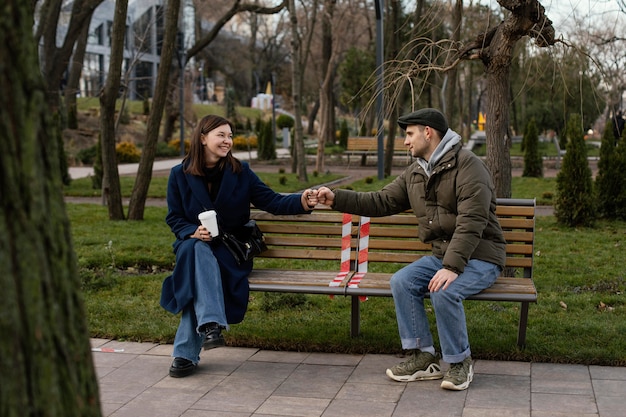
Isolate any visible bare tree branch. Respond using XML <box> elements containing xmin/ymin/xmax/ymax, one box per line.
<box><xmin>187</xmin><ymin>0</ymin><xmax>286</xmax><ymax>60</ymax></box>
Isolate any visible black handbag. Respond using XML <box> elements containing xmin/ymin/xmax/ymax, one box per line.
<box><xmin>220</xmin><ymin>220</ymin><xmax>268</xmax><ymax>264</ymax></box>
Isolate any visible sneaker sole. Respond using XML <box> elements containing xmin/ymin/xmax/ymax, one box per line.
<box><xmin>440</xmin><ymin>364</ymin><xmax>474</xmax><ymax>391</ymax></box>
<box><xmin>386</xmin><ymin>363</ymin><xmax>443</xmax><ymax>382</ymax></box>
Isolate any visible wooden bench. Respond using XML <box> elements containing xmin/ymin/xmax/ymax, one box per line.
<box><xmin>248</xmin><ymin>198</ymin><xmax>537</xmax><ymax>348</ymax></box>
<box><xmin>345</xmin><ymin>136</ymin><xmax>411</xmax><ymax>166</ymax></box>
<box><xmin>248</xmin><ymin>211</ymin><xmax>359</xmax><ymax>295</ymax></box>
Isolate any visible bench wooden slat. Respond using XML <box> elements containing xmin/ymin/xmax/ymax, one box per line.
<box><xmin>264</xmin><ymin>236</ymin><xmax>353</xmax><ymax>247</ymax></box>
<box><xmin>249</xmin><ymin>269</ymin><xmax>352</xmax><ymax>288</ymax></box>
<box><xmin>496</xmin><ymin>205</ymin><xmax>535</xmax><ymax>217</ymax></box>
<box><xmin>260</xmin><ymin>248</ymin><xmax>350</xmax><ymax>261</ymax></box>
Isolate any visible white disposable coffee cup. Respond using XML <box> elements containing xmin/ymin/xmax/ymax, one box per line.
<box><xmin>198</xmin><ymin>210</ymin><xmax>219</xmax><ymax>237</ymax></box>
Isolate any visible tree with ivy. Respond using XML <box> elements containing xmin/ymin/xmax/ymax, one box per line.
<box><xmin>522</xmin><ymin>118</ymin><xmax>543</xmax><ymax>177</ymax></box>
<box><xmin>554</xmin><ymin>114</ymin><xmax>595</xmax><ymax>226</ymax></box>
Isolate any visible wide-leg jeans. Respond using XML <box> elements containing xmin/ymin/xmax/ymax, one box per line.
<box><xmin>390</xmin><ymin>255</ymin><xmax>501</xmax><ymax>364</ymax></box>
<box><xmin>172</xmin><ymin>240</ymin><xmax>228</xmax><ymax>364</ymax></box>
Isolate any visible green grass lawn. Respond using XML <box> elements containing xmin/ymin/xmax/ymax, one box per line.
<box><xmin>69</xmin><ymin>175</ymin><xmax>625</xmax><ymax>365</ymax></box>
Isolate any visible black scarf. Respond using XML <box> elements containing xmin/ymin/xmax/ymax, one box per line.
<box><xmin>202</xmin><ymin>165</ymin><xmax>224</xmax><ymax>201</ymax></box>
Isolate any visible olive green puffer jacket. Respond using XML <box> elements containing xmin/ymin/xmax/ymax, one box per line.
<box><xmin>332</xmin><ymin>142</ymin><xmax>506</xmax><ymax>274</ymax></box>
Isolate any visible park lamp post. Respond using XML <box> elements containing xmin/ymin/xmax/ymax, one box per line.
<box><xmin>375</xmin><ymin>0</ymin><xmax>384</xmax><ymax>180</ymax></box>
<box><xmin>271</xmin><ymin>72</ymin><xmax>277</xmax><ymax>147</ymax></box>
<box><xmin>176</xmin><ymin>31</ymin><xmax>186</xmax><ymax>157</ymax></box>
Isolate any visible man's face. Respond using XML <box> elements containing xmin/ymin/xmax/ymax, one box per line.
<box><xmin>404</xmin><ymin>125</ymin><xmax>431</xmax><ymax>160</ymax></box>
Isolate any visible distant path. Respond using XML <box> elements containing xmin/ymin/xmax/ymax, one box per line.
<box><xmin>67</xmin><ymin>155</ymin><xmax>600</xmax><ymax>216</ymax></box>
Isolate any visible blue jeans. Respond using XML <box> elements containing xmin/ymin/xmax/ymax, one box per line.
<box><xmin>390</xmin><ymin>256</ymin><xmax>501</xmax><ymax>364</ymax></box>
<box><xmin>172</xmin><ymin>240</ymin><xmax>228</xmax><ymax>364</ymax></box>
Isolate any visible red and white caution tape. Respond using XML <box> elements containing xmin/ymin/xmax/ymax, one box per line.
<box><xmin>349</xmin><ymin>216</ymin><xmax>370</xmax><ymax>301</ymax></box>
<box><xmin>329</xmin><ymin>213</ymin><xmax>353</xmax><ymax>288</ymax></box>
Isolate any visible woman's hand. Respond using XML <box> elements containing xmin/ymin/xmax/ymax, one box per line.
<box><xmin>301</xmin><ymin>189</ymin><xmax>318</xmax><ymax>210</ymax></box>
<box><xmin>192</xmin><ymin>226</ymin><xmax>213</xmax><ymax>241</ymax></box>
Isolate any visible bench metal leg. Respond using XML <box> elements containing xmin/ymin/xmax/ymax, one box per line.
<box><xmin>517</xmin><ymin>302</ymin><xmax>529</xmax><ymax>348</ymax></box>
<box><xmin>350</xmin><ymin>296</ymin><xmax>361</xmax><ymax>337</ymax></box>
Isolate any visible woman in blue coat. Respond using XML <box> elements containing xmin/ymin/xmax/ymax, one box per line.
<box><xmin>161</xmin><ymin>115</ymin><xmax>317</xmax><ymax>377</ymax></box>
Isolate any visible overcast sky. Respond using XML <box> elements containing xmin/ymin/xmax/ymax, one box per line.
<box><xmin>478</xmin><ymin>0</ymin><xmax>625</xmax><ymax>34</ymax></box>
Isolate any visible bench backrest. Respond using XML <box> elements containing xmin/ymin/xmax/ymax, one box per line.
<box><xmin>251</xmin><ymin>198</ymin><xmax>535</xmax><ymax>278</ymax></box>
<box><xmin>353</xmin><ymin>198</ymin><xmax>536</xmax><ymax>278</ymax></box>
<box><xmin>347</xmin><ymin>137</ymin><xmax>406</xmax><ymax>152</ymax></box>
<box><xmin>250</xmin><ymin>210</ymin><xmax>359</xmax><ymax>264</ymax></box>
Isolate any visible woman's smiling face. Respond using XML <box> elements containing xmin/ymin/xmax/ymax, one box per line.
<box><xmin>201</xmin><ymin>123</ymin><xmax>233</xmax><ymax>167</ymax></box>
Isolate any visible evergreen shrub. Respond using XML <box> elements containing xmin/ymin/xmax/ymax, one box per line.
<box><xmin>554</xmin><ymin>114</ymin><xmax>595</xmax><ymax>226</ymax></box>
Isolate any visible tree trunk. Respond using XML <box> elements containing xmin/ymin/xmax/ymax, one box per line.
<box><xmin>485</xmin><ymin>66</ymin><xmax>513</xmax><ymax>198</ymax></box>
<box><xmin>161</xmin><ymin>78</ymin><xmax>180</xmax><ymax>143</ymax></box>
<box><xmin>315</xmin><ymin>0</ymin><xmax>336</xmax><ymax>175</ymax></box>
<box><xmin>66</xmin><ymin>20</ymin><xmax>92</xmax><ymax>129</ymax></box>
<box><xmin>443</xmin><ymin>0</ymin><xmax>462</xmax><ymax>129</ymax></box>
<box><xmin>384</xmin><ymin>0</ymin><xmax>402</xmax><ymax>177</ymax></box>
<box><xmin>99</xmin><ymin>0</ymin><xmax>129</xmax><ymax>220</ymax></box>
<box><xmin>458</xmin><ymin>0</ymin><xmax>556</xmax><ymax>197</ymax></box>
<box><xmin>307</xmin><ymin>99</ymin><xmax>320</xmax><ymax>135</ymax></box>
<box><xmin>99</xmin><ymin>0</ymin><xmax>129</xmax><ymax>218</ymax></box>
<box><xmin>288</xmin><ymin>0</ymin><xmax>308</xmax><ymax>182</ymax></box>
<box><xmin>128</xmin><ymin>0</ymin><xmax>181</xmax><ymax>220</ymax></box>
<box><xmin>1</xmin><ymin>2</ymin><xmax>101</xmax><ymax>415</ymax></box>
<box><xmin>37</xmin><ymin>0</ymin><xmax>105</xmax><ymax>185</ymax></box>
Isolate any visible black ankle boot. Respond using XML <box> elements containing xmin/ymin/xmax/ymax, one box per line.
<box><xmin>169</xmin><ymin>357</ymin><xmax>196</xmax><ymax>378</ymax></box>
<box><xmin>201</xmin><ymin>322</ymin><xmax>226</xmax><ymax>350</ymax></box>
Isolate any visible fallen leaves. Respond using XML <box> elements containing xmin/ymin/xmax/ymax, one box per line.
<box><xmin>558</xmin><ymin>300</ymin><xmax>615</xmax><ymax>312</ymax></box>
<box><xmin>598</xmin><ymin>301</ymin><xmax>614</xmax><ymax>312</ymax></box>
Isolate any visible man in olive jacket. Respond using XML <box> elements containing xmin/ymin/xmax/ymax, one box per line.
<box><xmin>316</xmin><ymin>108</ymin><xmax>506</xmax><ymax>391</ymax></box>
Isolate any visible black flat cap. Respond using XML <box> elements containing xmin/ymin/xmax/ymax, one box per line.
<box><xmin>398</xmin><ymin>108</ymin><xmax>448</xmax><ymax>133</ymax></box>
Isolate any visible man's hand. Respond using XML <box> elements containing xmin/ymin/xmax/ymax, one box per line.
<box><xmin>316</xmin><ymin>186</ymin><xmax>335</xmax><ymax>206</ymax></box>
<box><xmin>428</xmin><ymin>268</ymin><xmax>459</xmax><ymax>292</ymax></box>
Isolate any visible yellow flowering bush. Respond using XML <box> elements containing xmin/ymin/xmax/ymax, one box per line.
<box><xmin>168</xmin><ymin>138</ymin><xmax>190</xmax><ymax>154</ymax></box>
<box><xmin>233</xmin><ymin>135</ymin><xmax>258</xmax><ymax>150</ymax></box>
<box><xmin>115</xmin><ymin>141</ymin><xmax>141</xmax><ymax>163</ymax></box>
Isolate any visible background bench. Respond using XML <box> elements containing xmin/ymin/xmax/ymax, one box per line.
<box><xmin>345</xmin><ymin>136</ymin><xmax>410</xmax><ymax>165</ymax></box>
<box><xmin>249</xmin><ymin>198</ymin><xmax>537</xmax><ymax>348</ymax></box>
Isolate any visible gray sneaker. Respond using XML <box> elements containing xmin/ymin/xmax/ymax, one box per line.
<box><xmin>441</xmin><ymin>356</ymin><xmax>474</xmax><ymax>390</ymax></box>
<box><xmin>386</xmin><ymin>350</ymin><xmax>443</xmax><ymax>382</ymax></box>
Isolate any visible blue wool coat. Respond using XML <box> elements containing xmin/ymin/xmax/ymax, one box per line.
<box><xmin>160</xmin><ymin>161</ymin><xmax>309</xmax><ymax>323</ymax></box>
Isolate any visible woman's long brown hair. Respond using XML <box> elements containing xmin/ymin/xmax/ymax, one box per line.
<box><xmin>183</xmin><ymin>115</ymin><xmax>243</xmax><ymax>176</ymax></box>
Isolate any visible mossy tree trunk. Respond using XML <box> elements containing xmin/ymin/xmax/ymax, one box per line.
<box><xmin>0</xmin><ymin>1</ymin><xmax>101</xmax><ymax>415</ymax></box>
<box><xmin>99</xmin><ymin>0</ymin><xmax>129</xmax><ymax>220</ymax></box>
<box><xmin>128</xmin><ymin>0</ymin><xmax>180</xmax><ymax>220</ymax></box>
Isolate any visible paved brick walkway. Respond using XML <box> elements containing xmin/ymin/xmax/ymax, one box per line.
<box><xmin>92</xmin><ymin>338</ymin><xmax>625</xmax><ymax>417</ymax></box>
